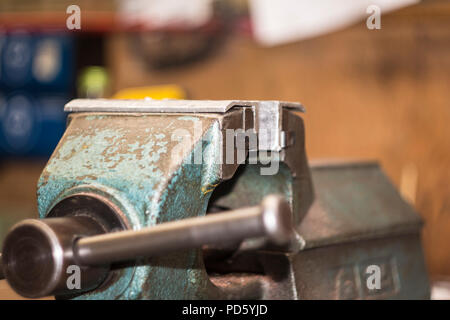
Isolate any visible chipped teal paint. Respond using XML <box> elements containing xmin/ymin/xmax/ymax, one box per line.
<box><xmin>37</xmin><ymin>114</ymin><xmax>221</xmax><ymax>299</ymax></box>
<box><xmin>131</xmin><ymin>123</ymin><xmax>220</xmax><ymax>300</ymax></box>
<box><xmin>38</xmin><ymin>126</ymin><xmax>168</xmax><ymax>217</ymax></box>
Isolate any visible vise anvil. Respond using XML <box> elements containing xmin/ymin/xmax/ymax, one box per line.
<box><xmin>0</xmin><ymin>99</ymin><xmax>429</xmax><ymax>299</ymax></box>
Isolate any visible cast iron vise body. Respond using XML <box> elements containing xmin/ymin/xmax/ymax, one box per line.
<box><xmin>0</xmin><ymin>99</ymin><xmax>429</xmax><ymax>299</ymax></box>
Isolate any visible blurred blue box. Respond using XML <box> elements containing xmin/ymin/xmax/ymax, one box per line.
<box><xmin>0</xmin><ymin>32</ymin><xmax>74</xmax><ymax>157</ymax></box>
<box><xmin>0</xmin><ymin>32</ymin><xmax>74</xmax><ymax>92</ymax></box>
<box><xmin>0</xmin><ymin>92</ymin><xmax>68</xmax><ymax>157</ymax></box>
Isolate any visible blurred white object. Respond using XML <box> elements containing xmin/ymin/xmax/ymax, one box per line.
<box><xmin>249</xmin><ymin>0</ymin><xmax>420</xmax><ymax>46</ymax></box>
<box><xmin>33</xmin><ymin>39</ymin><xmax>62</xmax><ymax>83</ymax></box>
<box><xmin>118</xmin><ymin>0</ymin><xmax>213</xmax><ymax>29</ymax></box>
<box><xmin>431</xmin><ymin>280</ymin><xmax>450</xmax><ymax>300</ymax></box>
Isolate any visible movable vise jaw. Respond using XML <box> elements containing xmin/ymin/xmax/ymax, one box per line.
<box><xmin>0</xmin><ymin>99</ymin><xmax>429</xmax><ymax>299</ymax></box>
<box><xmin>0</xmin><ymin>99</ymin><xmax>314</xmax><ymax>299</ymax></box>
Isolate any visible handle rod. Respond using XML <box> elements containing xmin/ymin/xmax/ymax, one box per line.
<box><xmin>75</xmin><ymin>195</ymin><xmax>292</xmax><ymax>266</ymax></box>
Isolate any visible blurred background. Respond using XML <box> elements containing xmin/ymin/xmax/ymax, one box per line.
<box><xmin>0</xmin><ymin>0</ymin><xmax>448</xmax><ymax>298</ymax></box>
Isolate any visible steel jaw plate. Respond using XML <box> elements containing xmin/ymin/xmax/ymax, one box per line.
<box><xmin>65</xmin><ymin>99</ymin><xmax>306</xmax><ymax>152</ymax></box>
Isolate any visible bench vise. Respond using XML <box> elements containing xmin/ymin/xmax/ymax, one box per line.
<box><xmin>0</xmin><ymin>99</ymin><xmax>429</xmax><ymax>299</ymax></box>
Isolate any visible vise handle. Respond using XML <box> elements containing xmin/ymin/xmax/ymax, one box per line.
<box><xmin>0</xmin><ymin>195</ymin><xmax>292</xmax><ymax>298</ymax></box>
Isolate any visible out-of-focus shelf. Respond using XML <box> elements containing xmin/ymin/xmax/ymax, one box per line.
<box><xmin>0</xmin><ymin>11</ymin><xmax>117</xmax><ymax>33</ymax></box>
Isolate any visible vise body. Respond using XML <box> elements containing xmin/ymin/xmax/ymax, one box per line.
<box><xmin>0</xmin><ymin>99</ymin><xmax>429</xmax><ymax>299</ymax></box>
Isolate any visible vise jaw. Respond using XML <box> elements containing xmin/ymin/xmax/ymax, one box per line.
<box><xmin>0</xmin><ymin>99</ymin><xmax>429</xmax><ymax>300</ymax></box>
